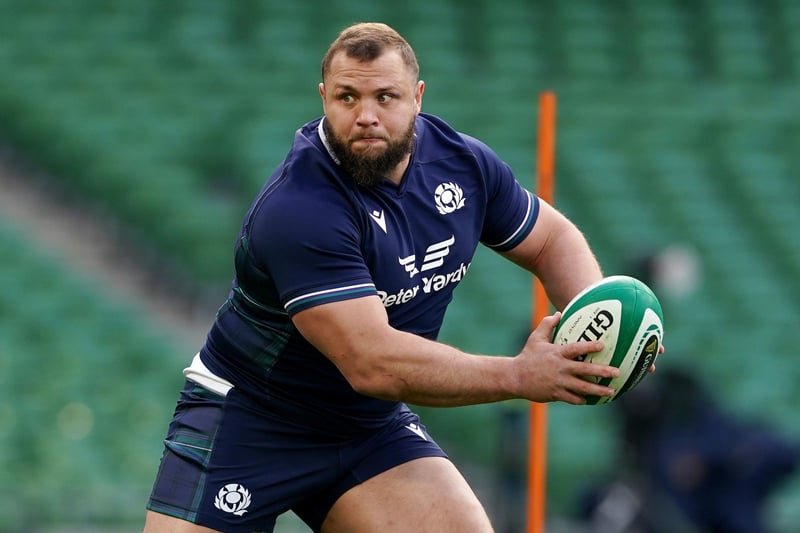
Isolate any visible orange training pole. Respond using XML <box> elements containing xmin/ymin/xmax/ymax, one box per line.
<box><xmin>527</xmin><ymin>91</ymin><xmax>557</xmax><ymax>533</ymax></box>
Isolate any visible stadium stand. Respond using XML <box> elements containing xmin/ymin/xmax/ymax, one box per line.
<box><xmin>0</xmin><ymin>215</ymin><xmax>186</xmax><ymax>528</ymax></box>
<box><xmin>1</xmin><ymin>0</ymin><xmax>798</xmax><ymax>530</ymax></box>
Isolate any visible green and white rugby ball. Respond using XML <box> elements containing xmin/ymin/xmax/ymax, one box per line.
<box><xmin>552</xmin><ymin>275</ymin><xmax>664</xmax><ymax>405</ymax></box>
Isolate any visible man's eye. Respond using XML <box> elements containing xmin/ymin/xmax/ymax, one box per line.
<box><xmin>341</xmin><ymin>95</ymin><xmax>354</xmax><ymax>103</ymax></box>
<box><xmin>378</xmin><ymin>94</ymin><xmax>394</xmax><ymax>103</ymax></box>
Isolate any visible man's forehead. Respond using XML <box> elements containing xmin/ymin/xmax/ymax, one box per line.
<box><xmin>326</xmin><ymin>49</ymin><xmax>414</xmax><ymax>84</ymax></box>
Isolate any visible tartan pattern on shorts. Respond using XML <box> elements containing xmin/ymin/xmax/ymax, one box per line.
<box><xmin>146</xmin><ymin>382</ymin><xmax>449</xmax><ymax>532</ymax></box>
<box><xmin>147</xmin><ymin>383</ymin><xmax>224</xmax><ymax>523</ymax></box>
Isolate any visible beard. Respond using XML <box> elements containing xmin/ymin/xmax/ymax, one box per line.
<box><xmin>324</xmin><ymin>119</ymin><xmax>415</xmax><ymax>187</ymax></box>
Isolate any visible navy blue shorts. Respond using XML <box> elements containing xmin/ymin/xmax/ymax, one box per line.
<box><xmin>147</xmin><ymin>381</ymin><xmax>448</xmax><ymax>532</ymax></box>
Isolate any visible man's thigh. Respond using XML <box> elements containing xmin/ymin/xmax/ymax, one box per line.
<box><xmin>143</xmin><ymin>510</ymin><xmax>221</xmax><ymax>533</ymax></box>
<box><xmin>321</xmin><ymin>456</ymin><xmax>494</xmax><ymax>533</ymax></box>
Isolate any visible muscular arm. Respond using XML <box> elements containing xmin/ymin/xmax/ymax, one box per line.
<box><xmin>501</xmin><ymin>198</ymin><xmax>603</xmax><ymax>310</ymax></box>
<box><xmin>289</xmin><ymin>192</ymin><xmax>616</xmax><ymax>407</ymax></box>
<box><xmin>292</xmin><ymin>200</ymin><xmax>616</xmax><ymax>407</ymax></box>
<box><xmin>292</xmin><ymin>296</ymin><xmax>616</xmax><ymax>407</ymax></box>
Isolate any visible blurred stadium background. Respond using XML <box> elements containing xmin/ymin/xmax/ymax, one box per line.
<box><xmin>0</xmin><ymin>0</ymin><xmax>798</xmax><ymax>531</ymax></box>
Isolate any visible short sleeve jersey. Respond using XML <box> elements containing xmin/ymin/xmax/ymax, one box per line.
<box><xmin>200</xmin><ymin>113</ymin><xmax>540</xmax><ymax>438</ymax></box>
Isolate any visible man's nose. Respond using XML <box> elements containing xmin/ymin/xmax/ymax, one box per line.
<box><xmin>355</xmin><ymin>100</ymin><xmax>379</xmax><ymax>126</ymax></box>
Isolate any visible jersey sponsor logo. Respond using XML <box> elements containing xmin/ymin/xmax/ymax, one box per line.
<box><xmin>380</xmin><ymin>236</ymin><xmax>470</xmax><ymax>308</ymax></box>
<box><xmin>398</xmin><ymin>236</ymin><xmax>456</xmax><ymax>279</ymax></box>
<box><xmin>420</xmin><ymin>235</ymin><xmax>455</xmax><ymax>272</ymax></box>
<box><xmin>421</xmin><ymin>261</ymin><xmax>469</xmax><ymax>294</ymax></box>
<box><xmin>434</xmin><ymin>182</ymin><xmax>466</xmax><ymax>214</ymax></box>
<box><xmin>369</xmin><ymin>209</ymin><xmax>387</xmax><ymax>233</ymax></box>
<box><xmin>214</xmin><ymin>483</ymin><xmax>252</xmax><ymax>516</ymax></box>
<box><xmin>398</xmin><ymin>254</ymin><xmax>419</xmax><ymax>278</ymax></box>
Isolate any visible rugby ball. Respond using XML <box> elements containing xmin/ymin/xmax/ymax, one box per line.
<box><xmin>552</xmin><ymin>275</ymin><xmax>664</xmax><ymax>405</ymax></box>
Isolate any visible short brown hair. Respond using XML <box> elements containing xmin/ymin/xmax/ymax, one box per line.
<box><xmin>321</xmin><ymin>22</ymin><xmax>419</xmax><ymax>82</ymax></box>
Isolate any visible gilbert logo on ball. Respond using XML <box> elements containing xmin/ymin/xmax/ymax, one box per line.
<box><xmin>552</xmin><ymin>275</ymin><xmax>664</xmax><ymax>405</ymax></box>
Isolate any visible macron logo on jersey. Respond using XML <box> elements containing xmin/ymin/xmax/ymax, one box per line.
<box><xmin>398</xmin><ymin>235</ymin><xmax>455</xmax><ymax>278</ymax></box>
<box><xmin>369</xmin><ymin>209</ymin><xmax>387</xmax><ymax>234</ymax></box>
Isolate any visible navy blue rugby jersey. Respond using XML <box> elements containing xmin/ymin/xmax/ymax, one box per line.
<box><xmin>200</xmin><ymin>112</ymin><xmax>540</xmax><ymax>437</ymax></box>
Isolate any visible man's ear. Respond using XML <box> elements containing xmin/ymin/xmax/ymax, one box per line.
<box><xmin>319</xmin><ymin>82</ymin><xmax>326</xmax><ymax>109</ymax></box>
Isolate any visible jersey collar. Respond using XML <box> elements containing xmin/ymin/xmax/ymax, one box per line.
<box><xmin>317</xmin><ymin>118</ymin><xmax>340</xmax><ymax>165</ymax></box>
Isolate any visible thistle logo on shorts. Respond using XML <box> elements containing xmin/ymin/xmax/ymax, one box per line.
<box><xmin>434</xmin><ymin>182</ymin><xmax>465</xmax><ymax>214</ymax></box>
<box><xmin>214</xmin><ymin>483</ymin><xmax>252</xmax><ymax>516</ymax></box>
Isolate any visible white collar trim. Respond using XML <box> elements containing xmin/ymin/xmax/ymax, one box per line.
<box><xmin>317</xmin><ymin>118</ymin><xmax>340</xmax><ymax>165</ymax></box>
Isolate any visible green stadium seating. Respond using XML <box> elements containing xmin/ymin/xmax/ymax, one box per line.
<box><xmin>1</xmin><ymin>0</ymin><xmax>799</xmax><ymax>529</ymax></box>
<box><xmin>0</xmin><ymin>216</ymin><xmax>187</xmax><ymax>527</ymax></box>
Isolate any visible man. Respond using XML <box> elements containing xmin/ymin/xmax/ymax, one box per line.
<box><xmin>144</xmin><ymin>22</ymin><xmax>621</xmax><ymax>533</ymax></box>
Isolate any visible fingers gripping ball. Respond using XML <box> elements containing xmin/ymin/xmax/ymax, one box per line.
<box><xmin>552</xmin><ymin>275</ymin><xmax>664</xmax><ymax>405</ymax></box>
